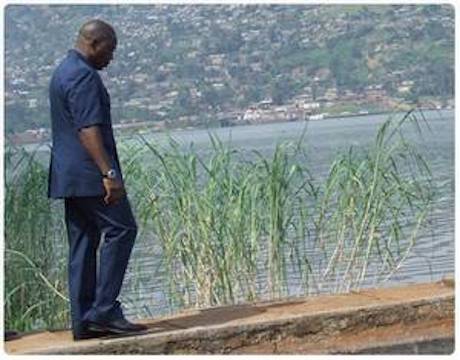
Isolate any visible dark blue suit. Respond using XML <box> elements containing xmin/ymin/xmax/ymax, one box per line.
<box><xmin>48</xmin><ymin>49</ymin><xmax>137</xmax><ymax>337</ymax></box>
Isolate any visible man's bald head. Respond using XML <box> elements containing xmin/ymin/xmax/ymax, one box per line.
<box><xmin>77</xmin><ymin>19</ymin><xmax>117</xmax><ymax>45</ymax></box>
<box><xmin>75</xmin><ymin>19</ymin><xmax>117</xmax><ymax>70</ymax></box>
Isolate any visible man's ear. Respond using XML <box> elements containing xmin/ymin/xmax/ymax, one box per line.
<box><xmin>89</xmin><ymin>38</ymin><xmax>100</xmax><ymax>50</ymax></box>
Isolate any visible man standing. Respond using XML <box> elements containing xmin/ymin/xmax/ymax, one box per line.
<box><xmin>48</xmin><ymin>19</ymin><xmax>148</xmax><ymax>340</ymax></box>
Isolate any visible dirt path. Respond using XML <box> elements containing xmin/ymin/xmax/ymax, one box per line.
<box><xmin>4</xmin><ymin>278</ymin><xmax>454</xmax><ymax>355</ymax></box>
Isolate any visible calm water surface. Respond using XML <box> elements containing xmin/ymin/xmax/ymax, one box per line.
<box><xmin>117</xmin><ymin>109</ymin><xmax>454</xmax><ymax>319</ymax></box>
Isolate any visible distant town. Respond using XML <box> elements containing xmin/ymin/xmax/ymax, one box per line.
<box><xmin>5</xmin><ymin>4</ymin><xmax>454</xmax><ymax>145</ymax></box>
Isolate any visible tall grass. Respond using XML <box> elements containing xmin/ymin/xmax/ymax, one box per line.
<box><xmin>4</xmin><ymin>146</ymin><xmax>69</xmax><ymax>331</ymax></box>
<box><xmin>132</xmin><ymin>135</ymin><xmax>270</xmax><ymax>307</ymax></box>
<box><xmin>121</xmin><ymin>109</ymin><xmax>434</xmax><ymax>306</ymax></box>
<box><xmin>313</xmin><ymin>110</ymin><xmax>434</xmax><ymax>292</ymax></box>
<box><xmin>4</xmin><ymin>109</ymin><xmax>435</xmax><ymax>331</ymax></box>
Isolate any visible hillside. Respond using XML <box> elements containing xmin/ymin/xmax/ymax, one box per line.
<box><xmin>4</xmin><ymin>4</ymin><xmax>454</xmax><ymax>134</ymax></box>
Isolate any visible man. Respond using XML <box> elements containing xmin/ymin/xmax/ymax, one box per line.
<box><xmin>48</xmin><ymin>19</ymin><xmax>148</xmax><ymax>340</ymax></box>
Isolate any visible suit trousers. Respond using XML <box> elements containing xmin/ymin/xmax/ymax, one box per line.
<box><xmin>64</xmin><ymin>195</ymin><xmax>137</xmax><ymax>335</ymax></box>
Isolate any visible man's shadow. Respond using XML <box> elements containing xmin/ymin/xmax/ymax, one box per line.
<box><xmin>143</xmin><ymin>303</ymin><xmax>266</xmax><ymax>333</ymax></box>
<box><xmin>143</xmin><ymin>297</ymin><xmax>308</xmax><ymax>333</ymax></box>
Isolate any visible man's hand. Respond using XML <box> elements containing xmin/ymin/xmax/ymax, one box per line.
<box><xmin>78</xmin><ymin>126</ymin><xmax>125</xmax><ymax>205</ymax></box>
<box><xmin>103</xmin><ymin>178</ymin><xmax>126</xmax><ymax>205</ymax></box>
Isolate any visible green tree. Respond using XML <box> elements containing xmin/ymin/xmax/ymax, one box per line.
<box><xmin>271</xmin><ymin>75</ymin><xmax>294</xmax><ymax>105</ymax></box>
<box><xmin>328</xmin><ymin>38</ymin><xmax>368</xmax><ymax>92</ymax></box>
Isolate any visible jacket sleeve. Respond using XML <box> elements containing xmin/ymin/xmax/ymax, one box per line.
<box><xmin>67</xmin><ymin>69</ymin><xmax>105</xmax><ymax>131</ymax></box>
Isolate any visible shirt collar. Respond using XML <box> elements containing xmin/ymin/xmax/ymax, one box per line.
<box><xmin>68</xmin><ymin>48</ymin><xmax>95</xmax><ymax>69</ymax></box>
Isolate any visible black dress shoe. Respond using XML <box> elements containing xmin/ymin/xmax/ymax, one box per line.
<box><xmin>87</xmin><ymin>317</ymin><xmax>149</xmax><ymax>336</ymax></box>
<box><xmin>73</xmin><ymin>329</ymin><xmax>108</xmax><ymax>341</ymax></box>
<box><xmin>5</xmin><ymin>330</ymin><xmax>22</xmax><ymax>341</ymax></box>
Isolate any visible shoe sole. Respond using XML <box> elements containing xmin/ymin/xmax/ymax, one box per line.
<box><xmin>87</xmin><ymin>322</ymin><xmax>149</xmax><ymax>337</ymax></box>
<box><xmin>73</xmin><ymin>331</ymin><xmax>108</xmax><ymax>341</ymax></box>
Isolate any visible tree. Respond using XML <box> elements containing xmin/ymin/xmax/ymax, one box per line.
<box><xmin>271</xmin><ymin>75</ymin><xmax>294</xmax><ymax>105</ymax></box>
<box><xmin>329</xmin><ymin>39</ymin><xmax>368</xmax><ymax>92</ymax></box>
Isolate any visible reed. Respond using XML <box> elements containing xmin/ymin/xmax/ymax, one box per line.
<box><xmin>131</xmin><ymin>134</ymin><xmax>270</xmax><ymax>307</ymax></box>
<box><xmin>121</xmin><ymin>109</ymin><xmax>433</xmax><ymax>306</ymax></box>
<box><xmin>313</xmin><ymin>109</ymin><xmax>434</xmax><ymax>292</ymax></box>
<box><xmin>4</xmin><ymin>145</ymin><xmax>69</xmax><ymax>332</ymax></box>
<box><xmin>4</xmin><ymin>109</ymin><xmax>435</xmax><ymax>331</ymax></box>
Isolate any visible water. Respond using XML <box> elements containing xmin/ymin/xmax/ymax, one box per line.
<box><xmin>116</xmin><ymin>109</ymin><xmax>455</xmax><ymax>319</ymax></box>
<box><xmin>21</xmin><ymin>109</ymin><xmax>455</xmax><ymax>319</ymax></box>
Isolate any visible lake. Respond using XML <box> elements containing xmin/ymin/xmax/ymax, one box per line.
<box><xmin>111</xmin><ymin>109</ymin><xmax>454</xmax><ymax>319</ymax></box>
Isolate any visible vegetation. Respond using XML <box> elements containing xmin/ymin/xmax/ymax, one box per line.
<box><xmin>4</xmin><ymin>110</ymin><xmax>434</xmax><ymax>331</ymax></box>
<box><xmin>4</xmin><ymin>146</ymin><xmax>69</xmax><ymax>331</ymax></box>
<box><xmin>5</xmin><ymin>5</ymin><xmax>454</xmax><ymax>132</ymax></box>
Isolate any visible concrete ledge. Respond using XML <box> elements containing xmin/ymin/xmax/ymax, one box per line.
<box><xmin>4</xmin><ymin>278</ymin><xmax>454</xmax><ymax>354</ymax></box>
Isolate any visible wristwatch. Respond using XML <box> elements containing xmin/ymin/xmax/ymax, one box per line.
<box><xmin>102</xmin><ymin>168</ymin><xmax>117</xmax><ymax>180</ymax></box>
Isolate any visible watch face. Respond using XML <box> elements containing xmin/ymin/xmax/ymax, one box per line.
<box><xmin>107</xmin><ymin>169</ymin><xmax>117</xmax><ymax>179</ymax></box>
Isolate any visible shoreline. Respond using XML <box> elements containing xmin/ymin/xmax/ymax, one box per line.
<box><xmin>5</xmin><ymin>278</ymin><xmax>454</xmax><ymax>355</ymax></box>
<box><xmin>6</xmin><ymin>107</ymin><xmax>454</xmax><ymax>147</ymax></box>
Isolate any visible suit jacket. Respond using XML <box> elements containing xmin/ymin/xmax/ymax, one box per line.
<box><xmin>48</xmin><ymin>49</ymin><xmax>122</xmax><ymax>199</ymax></box>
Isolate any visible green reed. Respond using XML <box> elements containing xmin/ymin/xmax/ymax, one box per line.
<box><xmin>313</xmin><ymin>109</ymin><xmax>434</xmax><ymax>292</ymax></box>
<box><xmin>119</xmin><ymin>109</ymin><xmax>434</xmax><ymax>307</ymax></box>
<box><xmin>130</xmin><ymin>134</ymin><xmax>270</xmax><ymax>307</ymax></box>
<box><xmin>4</xmin><ymin>109</ymin><xmax>435</xmax><ymax>331</ymax></box>
<box><xmin>4</xmin><ymin>146</ymin><xmax>69</xmax><ymax>332</ymax></box>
